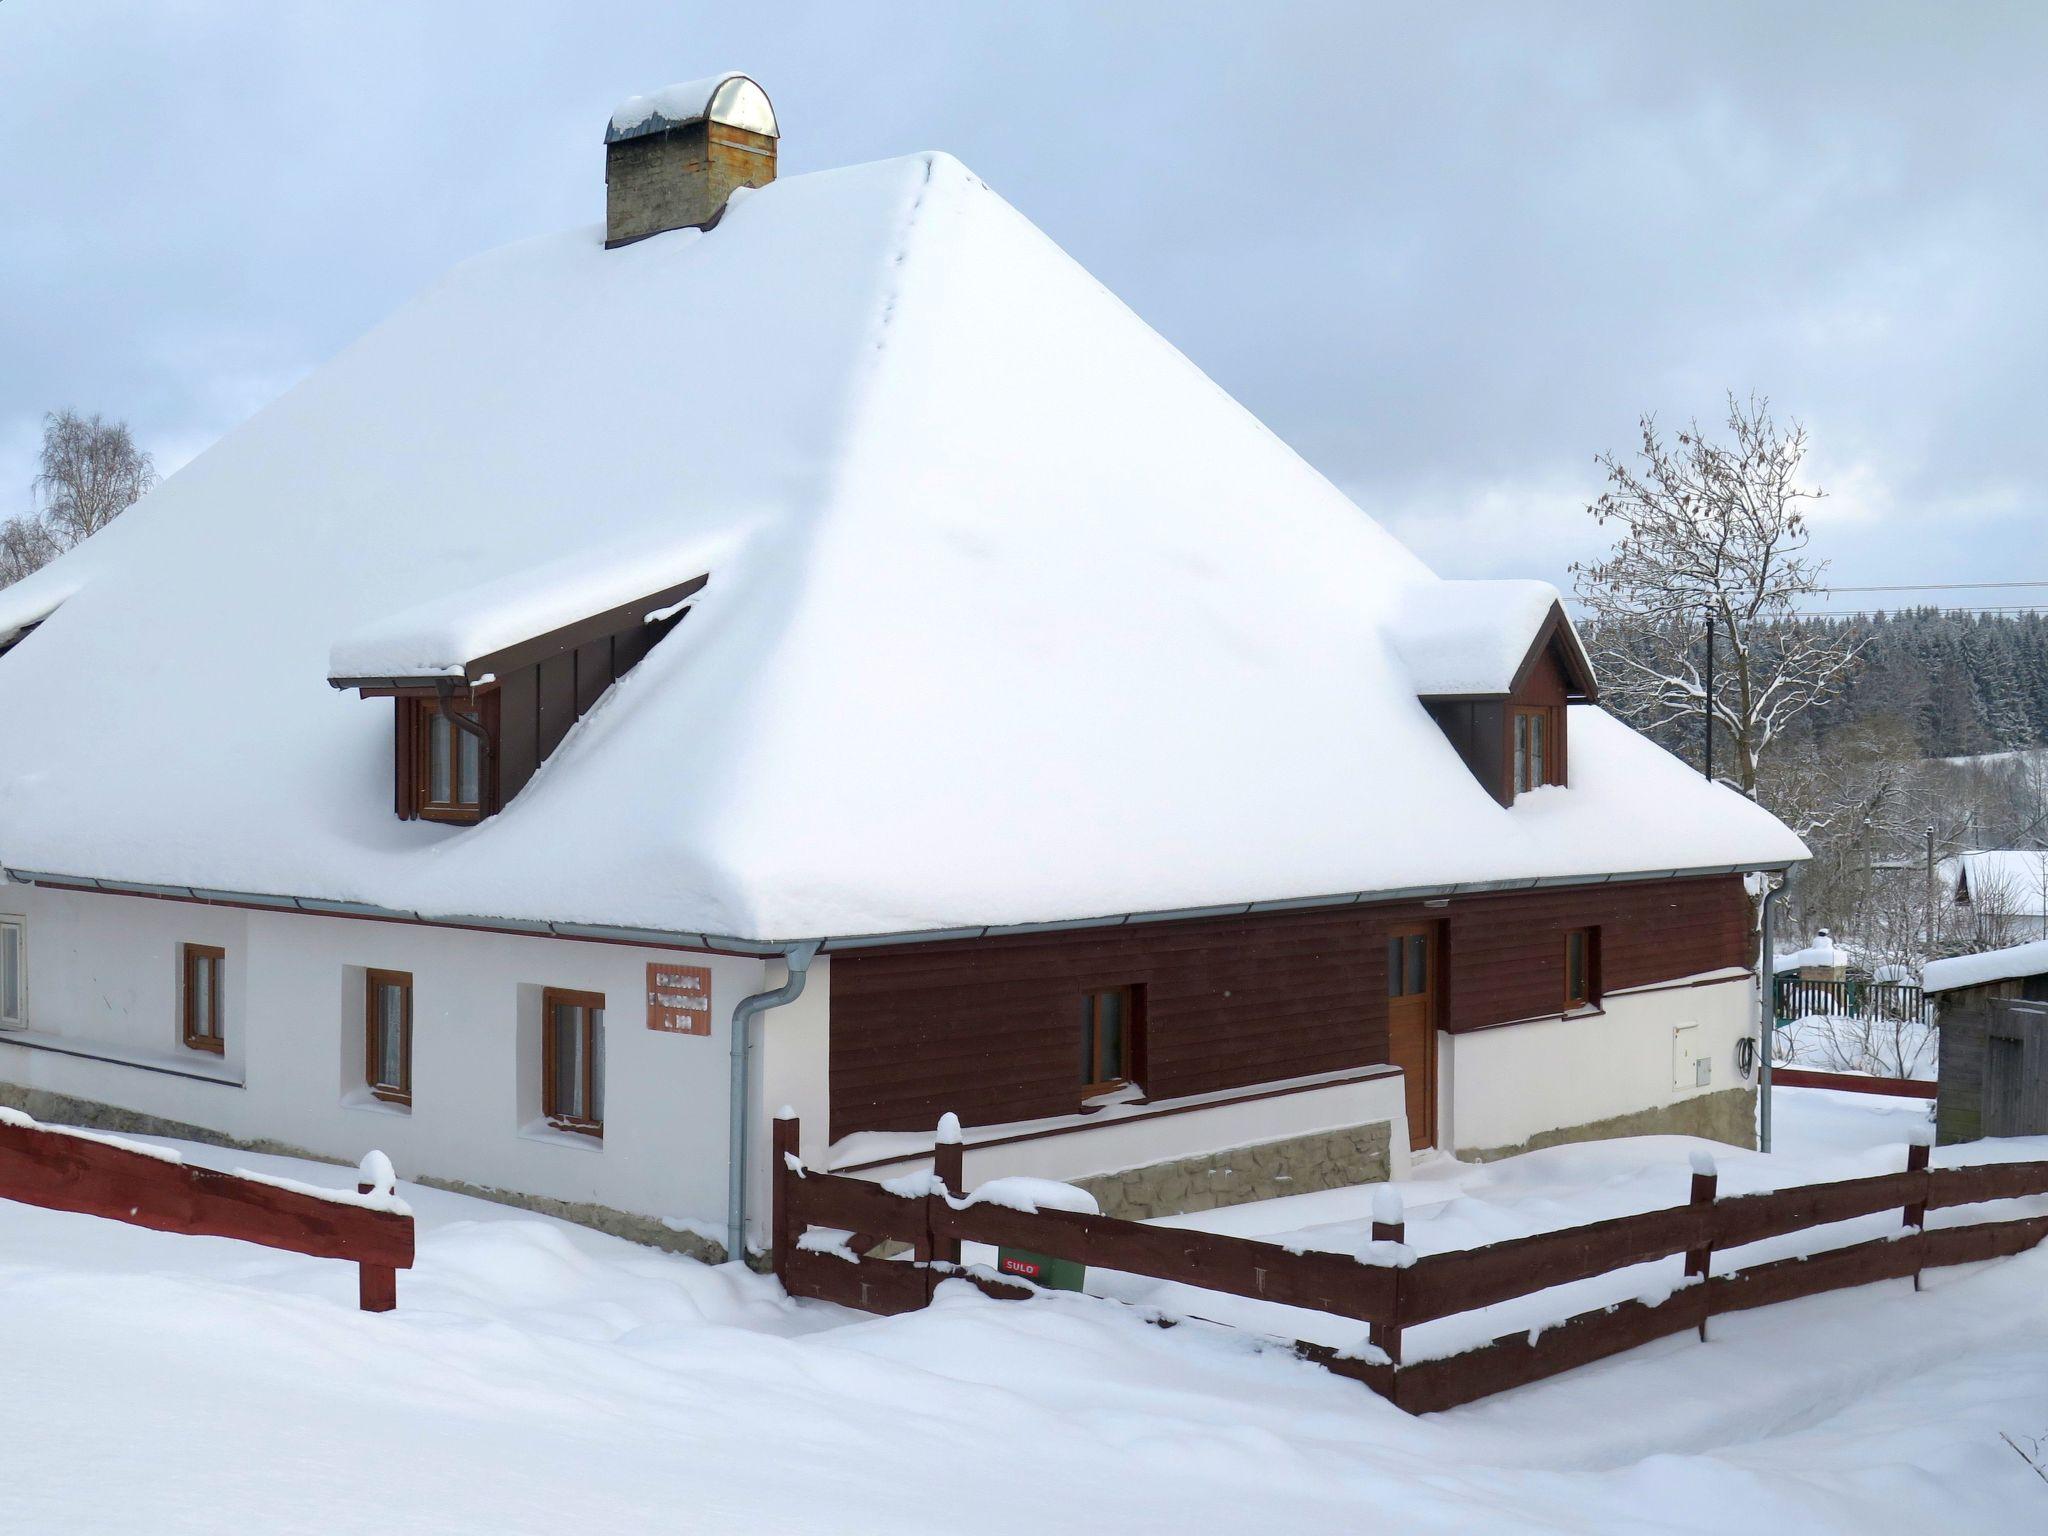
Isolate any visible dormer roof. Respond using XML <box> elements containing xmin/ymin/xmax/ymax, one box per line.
<box><xmin>1392</xmin><ymin>580</ymin><xmax>1597</xmax><ymax>702</ymax></box>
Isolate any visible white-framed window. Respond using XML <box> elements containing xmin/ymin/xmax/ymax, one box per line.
<box><xmin>0</xmin><ymin>915</ymin><xmax>25</xmax><ymax>1029</ymax></box>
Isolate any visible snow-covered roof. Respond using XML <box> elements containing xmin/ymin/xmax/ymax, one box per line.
<box><xmin>1925</xmin><ymin>938</ymin><xmax>2048</xmax><ymax>995</ymax></box>
<box><xmin>0</xmin><ymin>151</ymin><xmax>1807</xmax><ymax>944</ymax></box>
<box><xmin>1390</xmin><ymin>579</ymin><xmax>1593</xmax><ymax>698</ymax></box>
<box><xmin>606</xmin><ymin>73</ymin><xmax>777</xmax><ymax>143</ymax></box>
<box><xmin>1773</xmin><ymin>941</ymin><xmax>1850</xmax><ymax>974</ymax></box>
<box><xmin>1943</xmin><ymin>851</ymin><xmax>2048</xmax><ymax>915</ymax></box>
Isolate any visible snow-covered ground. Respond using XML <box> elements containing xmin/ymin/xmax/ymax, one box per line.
<box><xmin>6</xmin><ymin>1090</ymin><xmax>2048</xmax><ymax>1534</ymax></box>
<box><xmin>1775</xmin><ymin>1008</ymin><xmax>1937</xmax><ymax>1079</ymax></box>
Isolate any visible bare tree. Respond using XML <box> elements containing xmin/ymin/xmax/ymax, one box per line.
<box><xmin>1573</xmin><ymin>394</ymin><xmax>1859</xmax><ymax>801</ymax></box>
<box><xmin>33</xmin><ymin>409</ymin><xmax>156</xmax><ymax>544</ymax></box>
<box><xmin>0</xmin><ymin>409</ymin><xmax>157</xmax><ymax>590</ymax></box>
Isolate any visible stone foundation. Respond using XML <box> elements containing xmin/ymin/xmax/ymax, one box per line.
<box><xmin>1457</xmin><ymin>1085</ymin><xmax>1758</xmax><ymax>1163</ymax></box>
<box><xmin>1070</xmin><ymin>1120</ymin><xmax>1393</xmax><ymax>1221</ymax></box>
<box><xmin>0</xmin><ymin>1082</ymin><xmax>727</xmax><ymax>1264</ymax></box>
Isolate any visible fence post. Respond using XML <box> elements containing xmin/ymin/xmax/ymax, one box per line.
<box><xmin>1685</xmin><ymin>1151</ymin><xmax>1718</xmax><ymax>1340</ymax></box>
<box><xmin>355</xmin><ymin>1151</ymin><xmax>398</xmax><ymax>1314</ymax></box>
<box><xmin>771</xmin><ymin>1110</ymin><xmax>800</xmax><ymax>1282</ymax></box>
<box><xmin>1905</xmin><ymin>1138</ymin><xmax>1930</xmax><ymax>1291</ymax></box>
<box><xmin>1370</xmin><ymin>1188</ymin><xmax>1405</xmax><ymax>1372</ymax></box>
<box><xmin>931</xmin><ymin>1112</ymin><xmax>964</xmax><ymax>1271</ymax></box>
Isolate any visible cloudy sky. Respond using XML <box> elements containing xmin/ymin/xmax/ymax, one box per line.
<box><xmin>4</xmin><ymin>2</ymin><xmax>2043</xmax><ymax>606</ymax></box>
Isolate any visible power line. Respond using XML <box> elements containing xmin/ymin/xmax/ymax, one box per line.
<box><xmin>1796</xmin><ymin>604</ymin><xmax>2048</xmax><ymax>618</ymax></box>
<box><xmin>1822</xmin><ymin>581</ymin><xmax>2048</xmax><ymax>593</ymax></box>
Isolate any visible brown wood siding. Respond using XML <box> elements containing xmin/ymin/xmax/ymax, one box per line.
<box><xmin>828</xmin><ymin>874</ymin><xmax>1751</xmax><ymax>1141</ymax></box>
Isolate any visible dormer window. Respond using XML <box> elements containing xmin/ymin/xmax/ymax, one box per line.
<box><xmin>397</xmin><ymin>694</ymin><xmax>497</xmax><ymax>823</ymax></box>
<box><xmin>331</xmin><ymin>572</ymin><xmax>707</xmax><ymax>827</ymax></box>
<box><xmin>419</xmin><ymin>700</ymin><xmax>485</xmax><ymax>820</ymax></box>
<box><xmin>1512</xmin><ymin>706</ymin><xmax>1562</xmax><ymax>796</ymax></box>
<box><xmin>1400</xmin><ymin>590</ymin><xmax>1597</xmax><ymax>809</ymax></box>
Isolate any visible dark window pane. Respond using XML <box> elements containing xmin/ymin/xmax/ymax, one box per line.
<box><xmin>1098</xmin><ymin>991</ymin><xmax>1124</xmax><ymax>1082</ymax></box>
<box><xmin>552</xmin><ymin>1004</ymin><xmax>585</xmax><ymax>1118</ymax></box>
<box><xmin>1405</xmin><ymin>935</ymin><xmax>1428</xmax><ymax>995</ymax></box>
<box><xmin>457</xmin><ymin>722</ymin><xmax>481</xmax><ymax>805</ymax></box>
<box><xmin>430</xmin><ymin>713</ymin><xmax>453</xmax><ymax>803</ymax></box>
<box><xmin>375</xmin><ymin>983</ymin><xmax>405</xmax><ymax>1086</ymax></box>
<box><xmin>1531</xmin><ymin>712</ymin><xmax>1547</xmax><ymax>785</ymax></box>
<box><xmin>1079</xmin><ymin>996</ymin><xmax>1095</xmax><ymax>1081</ymax></box>
<box><xmin>589</xmin><ymin>1010</ymin><xmax>605</xmax><ymax>1123</ymax></box>
<box><xmin>1514</xmin><ymin>713</ymin><xmax>1529</xmax><ymax>792</ymax></box>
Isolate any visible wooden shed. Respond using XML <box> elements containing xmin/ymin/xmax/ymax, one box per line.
<box><xmin>1926</xmin><ymin>939</ymin><xmax>2048</xmax><ymax>1144</ymax></box>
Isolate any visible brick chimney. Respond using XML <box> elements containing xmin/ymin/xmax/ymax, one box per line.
<box><xmin>604</xmin><ymin>73</ymin><xmax>778</xmax><ymax>247</ymax></box>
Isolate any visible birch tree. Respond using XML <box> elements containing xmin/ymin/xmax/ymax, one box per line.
<box><xmin>1572</xmin><ymin>394</ymin><xmax>1858</xmax><ymax>801</ymax></box>
<box><xmin>0</xmin><ymin>409</ymin><xmax>156</xmax><ymax>590</ymax></box>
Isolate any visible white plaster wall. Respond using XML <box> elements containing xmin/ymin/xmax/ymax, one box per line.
<box><xmin>1438</xmin><ymin>976</ymin><xmax>1757</xmax><ymax>1154</ymax></box>
<box><xmin>0</xmin><ymin>883</ymin><xmax>768</xmax><ymax>1235</ymax></box>
<box><xmin>849</xmin><ymin>1073</ymin><xmax>1409</xmax><ymax>1191</ymax></box>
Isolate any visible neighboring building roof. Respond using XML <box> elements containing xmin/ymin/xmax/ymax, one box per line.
<box><xmin>1925</xmin><ymin>937</ymin><xmax>2048</xmax><ymax>995</ymax></box>
<box><xmin>1390</xmin><ymin>581</ymin><xmax>1596</xmax><ymax>701</ymax></box>
<box><xmin>0</xmin><ymin>151</ymin><xmax>1808</xmax><ymax>945</ymax></box>
<box><xmin>1943</xmin><ymin>850</ymin><xmax>2048</xmax><ymax>915</ymax></box>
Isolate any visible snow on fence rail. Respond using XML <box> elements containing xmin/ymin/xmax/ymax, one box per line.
<box><xmin>0</xmin><ymin>1109</ymin><xmax>415</xmax><ymax>1312</ymax></box>
<box><xmin>771</xmin><ymin>1114</ymin><xmax>2048</xmax><ymax>1413</ymax></box>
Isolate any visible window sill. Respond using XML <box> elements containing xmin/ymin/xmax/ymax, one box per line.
<box><xmin>518</xmin><ymin>1119</ymin><xmax>604</xmax><ymax>1153</ymax></box>
<box><xmin>0</xmin><ymin>1026</ymin><xmax>244</xmax><ymax>1087</ymax></box>
<box><xmin>342</xmin><ymin>1088</ymin><xmax>412</xmax><ymax>1118</ymax></box>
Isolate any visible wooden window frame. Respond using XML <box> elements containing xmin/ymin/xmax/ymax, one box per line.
<box><xmin>542</xmin><ymin>987</ymin><xmax>606</xmax><ymax>1138</ymax></box>
<box><xmin>0</xmin><ymin>914</ymin><xmax>25</xmax><ymax>1030</ymax></box>
<box><xmin>412</xmin><ymin>697</ymin><xmax>487</xmax><ymax>823</ymax></box>
<box><xmin>181</xmin><ymin>943</ymin><xmax>226</xmax><ymax>1055</ymax></box>
<box><xmin>1564</xmin><ymin>927</ymin><xmax>1598</xmax><ymax>1010</ymax></box>
<box><xmin>1510</xmin><ymin>704</ymin><xmax>1565</xmax><ymax>797</ymax></box>
<box><xmin>364</xmin><ymin>969</ymin><xmax>414</xmax><ymax>1106</ymax></box>
<box><xmin>1080</xmin><ymin>985</ymin><xmax>1144</xmax><ymax>1099</ymax></box>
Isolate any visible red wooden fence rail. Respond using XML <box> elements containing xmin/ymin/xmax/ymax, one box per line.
<box><xmin>0</xmin><ymin>1112</ymin><xmax>415</xmax><ymax>1313</ymax></box>
<box><xmin>771</xmin><ymin>1111</ymin><xmax>2048</xmax><ymax>1413</ymax></box>
<box><xmin>1771</xmin><ymin>1067</ymin><xmax>1938</xmax><ymax>1100</ymax></box>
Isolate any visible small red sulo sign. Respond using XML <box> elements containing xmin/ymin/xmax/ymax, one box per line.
<box><xmin>646</xmin><ymin>962</ymin><xmax>713</xmax><ymax>1035</ymax></box>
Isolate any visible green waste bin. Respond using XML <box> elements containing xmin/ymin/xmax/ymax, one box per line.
<box><xmin>995</xmin><ymin>1247</ymin><xmax>1085</xmax><ymax>1292</ymax></box>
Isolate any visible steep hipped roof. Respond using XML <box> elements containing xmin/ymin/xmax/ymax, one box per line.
<box><xmin>0</xmin><ymin>152</ymin><xmax>1806</xmax><ymax>944</ymax></box>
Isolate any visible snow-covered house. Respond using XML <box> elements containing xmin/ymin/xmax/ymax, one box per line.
<box><xmin>0</xmin><ymin>76</ymin><xmax>1805</xmax><ymax>1260</ymax></box>
<box><xmin>1943</xmin><ymin>851</ymin><xmax>2048</xmax><ymax>946</ymax></box>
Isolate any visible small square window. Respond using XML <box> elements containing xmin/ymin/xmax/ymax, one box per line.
<box><xmin>366</xmin><ymin>969</ymin><xmax>413</xmax><ymax>1106</ymax></box>
<box><xmin>1564</xmin><ymin>928</ymin><xmax>1597</xmax><ymax>1010</ymax></box>
<box><xmin>1080</xmin><ymin>986</ymin><xmax>1143</xmax><ymax>1097</ymax></box>
<box><xmin>543</xmin><ymin>988</ymin><xmax>606</xmax><ymax>1137</ymax></box>
<box><xmin>1</xmin><ymin>916</ymin><xmax>25</xmax><ymax>1029</ymax></box>
<box><xmin>182</xmin><ymin>943</ymin><xmax>225</xmax><ymax>1054</ymax></box>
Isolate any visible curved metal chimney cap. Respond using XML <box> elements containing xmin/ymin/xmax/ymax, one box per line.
<box><xmin>606</xmin><ymin>72</ymin><xmax>778</xmax><ymax>144</ymax></box>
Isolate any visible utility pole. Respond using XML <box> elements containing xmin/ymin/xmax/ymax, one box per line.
<box><xmin>1925</xmin><ymin>823</ymin><xmax>1936</xmax><ymax>968</ymax></box>
<box><xmin>1702</xmin><ymin>605</ymin><xmax>1715</xmax><ymax>784</ymax></box>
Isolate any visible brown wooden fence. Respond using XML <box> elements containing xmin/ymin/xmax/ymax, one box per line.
<box><xmin>0</xmin><ymin>1112</ymin><xmax>415</xmax><ymax>1312</ymax></box>
<box><xmin>1773</xmin><ymin>1066</ymin><xmax>1939</xmax><ymax>1100</ymax></box>
<box><xmin>771</xmin><ymin>1114</ymin><xmax>2048</xmax><ymax>1413</ymax></box>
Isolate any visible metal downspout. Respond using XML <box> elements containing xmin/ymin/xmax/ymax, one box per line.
<box><xmin>434</xmin><ymin>680</ymin><xmax>494</xmax><ymax>808</ymax></box>
<box><xmin>1759</xmin><ymin>880</ymin><xmax>1786</xmax><ymax>1154</ymax></box>
<box><xmin>726</xmin><ymin>940</ymin><xmax>821</xmax><ymax>1265</ymax></box>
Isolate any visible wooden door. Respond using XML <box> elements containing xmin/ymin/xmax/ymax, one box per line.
<box><xmin>1387</xmin><ymin>926</ymin><xmax>1438</xmax><ymax>1150</ymax></box>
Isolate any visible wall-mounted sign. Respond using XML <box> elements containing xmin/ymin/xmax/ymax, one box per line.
<box><xmin>647</xmin><ymin>962</ymin><xmax>713</xmax><ymax>1035</ymax></box>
